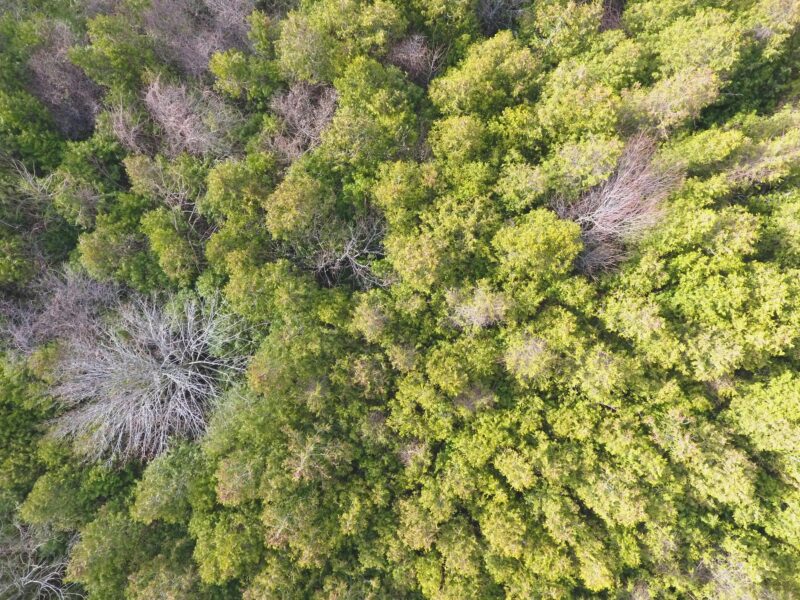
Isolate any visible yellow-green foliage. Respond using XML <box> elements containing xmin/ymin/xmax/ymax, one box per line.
<box><xmin>4</xmin><ymin>0</ymin><xmax>800</xmax><ymax>598</ymax></box>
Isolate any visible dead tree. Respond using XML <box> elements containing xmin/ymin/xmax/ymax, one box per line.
<box><xmin>0</xmin><ymin>522</ymin><xmax>80</xmax><ymax>600</ymax></box>
<box><xmin>303</xmin><ymin>210</ymin><xmax>388</xmax><ymax>290</ymax></box>
<box><xmin>0</xmin><ymin>267</ymin><xmax>118</xmax><ymax>355</ymax></box>
<box><xmin>268</xmin><ymin>83</ymin><xmax>338</xmax><ymax>163</ymax></box>
<box><xmin>476</xmin><ymin>0</ymin><xmax>525</xmax><ymax>35</ymax></box>
<box><xmin>553</xmin><ymin>134</ymin><xmax>683</xmax><ymax>275</ymax></box>
<box><xmin>51</xmin><ymin>296</ymin><xmax>246</xmax><ymax>461</ymax></box>
<box><xmin>143</xmin><ymin>0</ymin><xmax>254</xmax><ymax>78</ymax></box>
<box><xmin>386</xmin><ymin>34</ymin><xmax>448</xmax><ymax>85</ymax></box>
<box><xmin>600</xmin><ymin>0</ymin><xmax>626</xmax><ymax>31</ymax></box>
<box><xmin>144</xmin><ymin>78</ymin><xmax>241</xmax><ymax>157</ymax></box>
<box><xmin>107</xmin><ymin>104</ymin><xmax>158</xmax><ymax>155</ymax></box>
<box><xmin>27</xmin><ymin>21</ymin><xmax>102</xmax><ymax>139</ymax></box>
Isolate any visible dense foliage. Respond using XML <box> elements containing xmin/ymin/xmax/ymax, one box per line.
<box><xmin>2</xmin><ymin>0</ymin><xmax>800</xmax><ymax>597</ymax></box>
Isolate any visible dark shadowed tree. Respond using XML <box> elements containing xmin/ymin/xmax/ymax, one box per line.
<box><xmin>27</xmin><ymin>21</ymin><xmax>102</xmax><ymax>139</ymax></box>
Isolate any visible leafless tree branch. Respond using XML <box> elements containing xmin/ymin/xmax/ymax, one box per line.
<box><xmin>144</xmin><ymin>78</ymin><xmax>242</xmax><ymax>157</ymax></box>
<box><xmin>50</xmin><ymin>296</ymin><xmax>246</xmax><ymax>462</ymax></box>
<box><xmin>553</xmin><ymin>133</ymin><xmax>683</xmax><ymax>275</ymax></box>
<box><xmin>386</xmin><ymin>34</ymin><xmax>448</xmax><ymax>86</ymax></box>
<box><xmin>143</xmin><ymin>0</ymin><xmax>254</xmax><ymax>78</ymax></box>
<box><xmin>0</xmin><ymin>521</ymin><xmax>81</xmax><ymax>600</ymax></box>
<box><xmin>267</xmin><ymin>83</ymin><xmax>338</xmax><ymax>164</ymax></box>
<box><xmin>301</xmin><ymin>210</ymin><xmax>388</xmax><ymax>290</ymax></box>
<box><xmin>476</xmin><ymin>0</ymin><xmax>525</xmax><ymax>35</ymax></box>
<box><xmin>26</xmin><ymin>21</ymin><xmax>102</xmax><ymax>139</ymax></box>
<box><xmin>0</xmin><ymin>267</ymin><xmax>118</xmax><ymax>355</ymax></box>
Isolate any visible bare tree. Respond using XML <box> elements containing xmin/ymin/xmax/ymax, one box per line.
<box><xmin>27</xmin><ymin>21</ymin><xmax>102</xmax><ymax>139</ymax></box>
<box><xmin>386</xmin><ymin>34</ymin><xmax>448</xmax><ymax>85</ymax></box>
<box><xmin>553</xmin><ymin>134</ymin><xmax>683</xmax><ymax>275</ymax></box>
<box><xmin>51</xmin><ymin>296</ymin><xmax>246</xmax><ymax>461</ymax></box>
<box><xmin>256</xmin><ymin>0</ymin><xmax>298</xmax><ymax>17</ymax></box>
<box><xmin>107</xmin><ymin>104</ymin><xmax>157</xmax><ymax>155</ymax></box>
<box><xmin>205</xmin><ymin>0</ymin><xmax>254</xmax><ymax>48</ymax></box>
<box><xmin>447</xmin><ymin>287</ymin><xmax>507</xmax><ymax>329</ymax></box>
<box><xmin>600</xmin><ymin>0</ymin><xmax>626</xmax><ymax>31</ymax></box>
<box><xmin>476</xmin><ymin>0</ymin><xmax>525</xmax><ymax>35</ymax></box>
<box><xmin>267</xmin><ymin>83</ymin><xmax>338</xmax><ymax>164</ymax></box>
<box><xmin>143</xmin><ymin>0</ymin><xmax>254</xmax><ymax>78</ymax></box>
<box><xmin>0</xmin><ymin>522</ymin><xmax>81</xmax><ymax>600</ymax></box>
<box><xmin>302</xmin><ymin>211</ymin><xmax>388</xmax><ymax>290</ymax></box>
<box><xmin>0</xmin><ymin>268</ymin><xmax>118</xmax><ymax>355</ymax></box>
<box><xmin>144</xmin><ymin>78</ymin><xmax>241</xmax><ymax>157</ymax></box>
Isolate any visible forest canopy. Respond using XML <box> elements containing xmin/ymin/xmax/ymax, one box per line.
<box><xmin>2</xmin><ymin>0</ymin><xmax>800</xmax><ymax>598</ymax></box>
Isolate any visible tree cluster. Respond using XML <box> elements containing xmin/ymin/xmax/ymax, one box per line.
<box><xmin>2</xmin><ymin>0</ymin><xmax>800</xmax><ymax>598</ymax></box>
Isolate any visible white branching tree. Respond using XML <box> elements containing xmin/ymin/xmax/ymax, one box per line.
<box><xmin>0</xmin><ymin>268</ymin><xmax>118</xmax><ymax>355</ymax></box>
<box><xmin>144</xmin><ymin>78</ymin><xmax>242</xmax><ymax>157</ymax></box>
<box><xmin>107</xmin><ymin>104</ymin><xmax>157</xmax><ymax>156</ymax></box>
<box><xmin>268</xmin><ymin>82</ymin><xmax>338</xmax><ymax>163</ymax></box>
<box><xmin>386</xmin><ymin>34</ymin><xmax>448</xmax><ymax>85</ymax></box>
<box><xmin>51</xmin><ymin>296</ymin><xmax>246</xmax><ymax>461</ymax></box>
<box><xmin>304</xmin><ymin>210</ymin><xmax>388</xmax><ymax>290</ymax></box>
<box><xmin>0</xmin><ymin>522</ymin><xmax>80</xmax><ymax>600</ymax></box>
<box><xmin>554</xmin><ymin>133</ymin><xmax>683</xmax><ymax>275</ymax></box>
